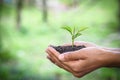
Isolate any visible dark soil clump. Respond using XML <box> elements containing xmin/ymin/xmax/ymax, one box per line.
<box><xmin>51</xmin><ymin>45</ymin><xmax>86</xmax><ymax>53</ymax></box>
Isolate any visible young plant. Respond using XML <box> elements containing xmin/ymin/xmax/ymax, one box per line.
<box><xmin>62</xmin><ymin>26</ymin><xmax>88</xmax><ymax>47</ymax></box>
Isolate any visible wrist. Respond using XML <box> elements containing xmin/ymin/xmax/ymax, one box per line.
<box><xmin>102</xmin><ymin>49</ymin><xmax>120</xmax><ymax>67</ymax></box>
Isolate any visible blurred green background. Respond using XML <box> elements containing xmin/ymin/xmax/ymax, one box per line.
<box><xmin>0</xmin><ymin>0</ymin><xmax>120</xmax><ymax>80</ymax></box>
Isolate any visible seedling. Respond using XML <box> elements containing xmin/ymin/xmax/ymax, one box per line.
<box><xmin>62</xmin><ymin>26</ymin><xmax>88</xmax><ymax>47</ymax></box>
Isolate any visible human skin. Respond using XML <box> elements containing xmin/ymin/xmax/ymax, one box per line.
<box><xmin>46</xmin><ymin>41</ymin><xmax>120</xmax><ymax>78</ymax></box>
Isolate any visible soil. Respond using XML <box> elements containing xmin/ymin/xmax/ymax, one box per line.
<box><xmin>51</xmin><ymin>45</ymin><xmax>86</xmax><ymax>54</ymax></box>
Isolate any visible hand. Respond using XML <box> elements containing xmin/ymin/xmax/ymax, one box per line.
<box><xmin>46</xmin><ymin>41</ymin><xmax>120</xmax><ymax>78</ymax></box>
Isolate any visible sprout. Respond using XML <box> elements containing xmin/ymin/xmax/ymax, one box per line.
<box><xmin>62</xmin><ymin>26</ymin><xmax>88</xmax><ymax>47</ymax></box>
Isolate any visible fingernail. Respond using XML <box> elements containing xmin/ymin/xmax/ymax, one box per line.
<box><xmin>59</xmin><ymin>54</ymin><xmax>64</xmax><ymax>61</ymax></box>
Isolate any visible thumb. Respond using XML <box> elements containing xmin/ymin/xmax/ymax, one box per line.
<box><xmin>58</xmin><ymin>51</ymin><xmax>84</xmax><ymax>62</ymax></box>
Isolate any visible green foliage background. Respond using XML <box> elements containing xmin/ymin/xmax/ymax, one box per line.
<box><xmin>0</xmin><ymin>0</ymin><xmax>120</xmax><ymax>80</ymax></box>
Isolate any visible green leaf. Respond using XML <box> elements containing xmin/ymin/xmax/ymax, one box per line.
<box><xmin>61</xmin><ymin>26</ymin><xmax>72</xmax><ymax>35</ymax></box>
<box><xmin>78</xmin><ymin>27</ymin><xmax>88</xmax><ymax>33</ymax></box>
<box><xmin>73</xmin><ymin>26</ymin><xmax>75</xmax><ymax>35</ymax></box>
<box><xmin>74</xmin><ymin>33</ymin><xmax>82</xmax><ymax>39</ymax></box>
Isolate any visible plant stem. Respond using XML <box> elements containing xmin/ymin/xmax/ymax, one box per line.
<box><xmin>72</xmin><ymin>27</ymin><xmax>75</xmax><ymax>48</ymax></box>
<box><xmin>72</xmin><ymin>38</ymin><xmax>74</xmax><ymax>48</ymax></box>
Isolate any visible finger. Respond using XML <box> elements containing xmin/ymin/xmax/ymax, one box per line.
<box><xmin>47</xmin><ymin>55</ymin><xmax>55</xmax><ymax>64</ymax></box>
<box><xmin>47</xmin><ymin>47</ymin><xmax>75</xmax><ymax>67</ymax></box>
<box><xmin>46</xmin><ymin>48</ymin><xmax>59</xmax><ymax>61</ymax></box>
<box><xmin>47</xmin><ymin>46</ymin><xmax>76</xmax><ymax>67</ymax></box>
<box><xmin>46</xmin><ymin>50</ymin><xmax>63</xmax><ymax>66</ymax></box>
<box><xmin>74</xmin><ymin>41</ymin><xmax>97</xmax><ymax>47</ymax></box>
<box><xmin>47</xmin><ymin>47</ymin><xmax>60</xmax><ymax>57</ymax></box>
<box><xmin>47</xmin><ymin>49</ymin><xmax>74</xmax><ymax>73</ymax></box>
<box><xmin>62</xmin><ymin>41</ymin><xmax>88</xmax><ymax>46</ymax></box>
<box><xmin>47</xmin><ymin>55</ymin><xmax>63</xmax><ymax>68</ymax></box>
<box><xmin>46</xmin><ymin>50</ymin><xmax>59</xmax><ymax>63</ymax></box>
<box><xmin>47</xmin><ymin>56</ymin><xmax>72</xmax><ymax>70</ymax></box>
<box><xmin>58</xmin><ymin>50</ymin><xmax>86</xmax><ymax>62</ymax></box>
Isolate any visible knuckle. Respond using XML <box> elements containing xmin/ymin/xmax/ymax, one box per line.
<box><xmin>73</xmin><ymin>73</ymin><xmax>82</xmax><ymax>78</ymax></box>
<box><xmin>64</xmin><ymin>53</ymin><xmax>72</xmax><ymax>60</ymax></box>
<box><xmin>74</xmin><ymin>41</ymin><xmax>79</xmax><ymax>44</ymax></box>
<box><xmin>72</xmin><ymin>68</ymin><xmax>79</xmax><ymax>73</ymax></box>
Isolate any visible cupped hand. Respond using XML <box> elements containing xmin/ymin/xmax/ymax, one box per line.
<box><xmin>46</xmin><ymin>41</ymin><xmax>113</xmax><ymax>78</ymax></box>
